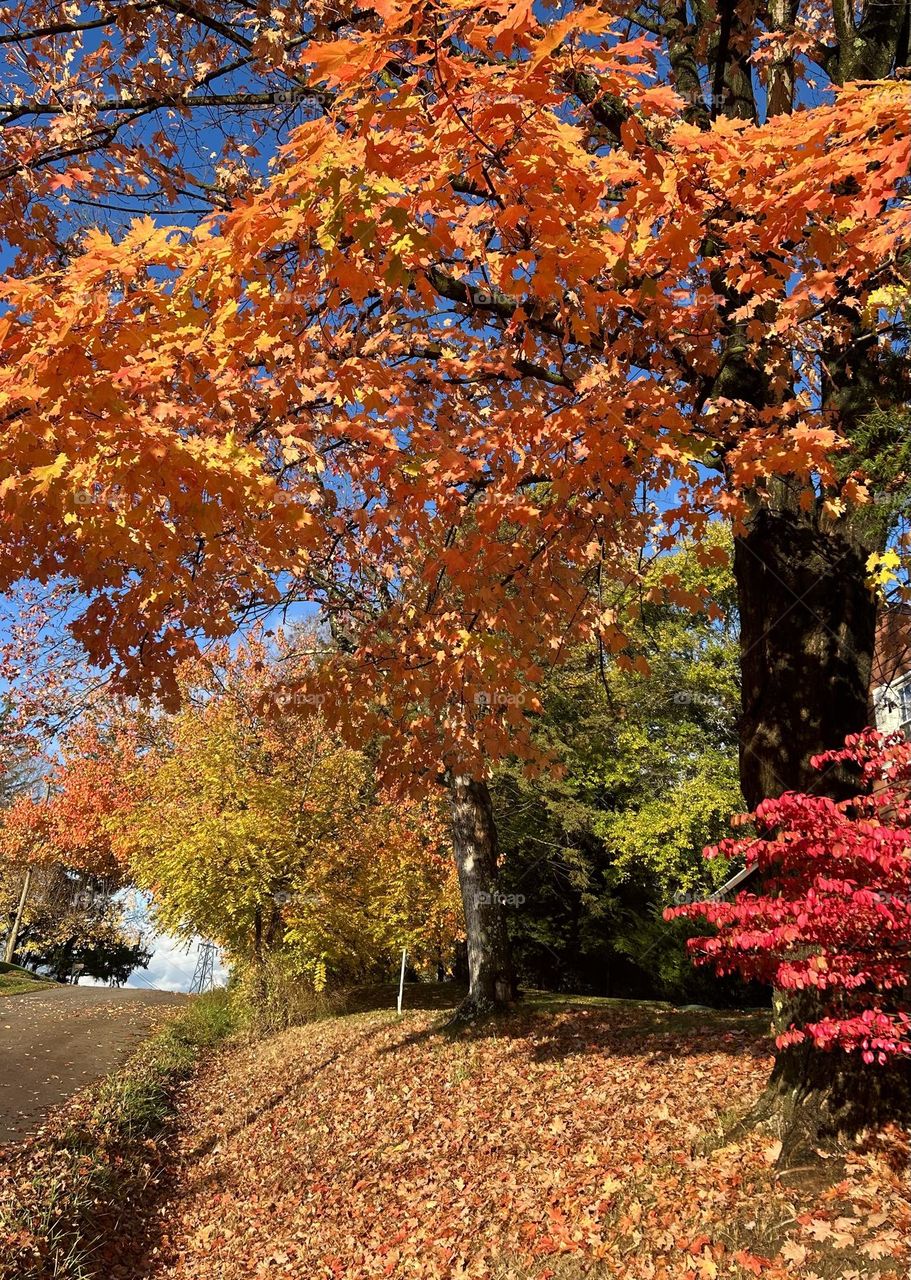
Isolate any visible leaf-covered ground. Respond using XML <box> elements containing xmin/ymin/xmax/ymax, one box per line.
<box><xmin>116</xmin><ymin>994</ymin><xmax>908</xmax><ymax>1280</ymax></box>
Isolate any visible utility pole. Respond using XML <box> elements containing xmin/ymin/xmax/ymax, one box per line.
<box><xmin>3</xmin><ymin>865</ymin><xmax>32</xmax><ymax>965</ymax></box>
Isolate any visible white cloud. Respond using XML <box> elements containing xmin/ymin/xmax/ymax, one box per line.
<box><xmin>128</xmin><ymin>933</ymin><xmax>229</xmax><ymax>993</ymax></box>
<box><xmin>75</xmin><ymin>891</ymin><xmax>228</xmax><ymax>992</ymax></box>
<box><xmin>79</xmin><ymin>932</ymin><xmax>228</xmax><ymax>992</ymax></box>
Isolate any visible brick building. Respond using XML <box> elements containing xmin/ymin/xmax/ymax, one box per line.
<box><xmin>870</xmin><ymin>605</ymin><xmax>911</xmax><ymax>738</ymax></box>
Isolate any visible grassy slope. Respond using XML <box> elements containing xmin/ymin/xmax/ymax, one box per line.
<box><xmin>138</xmin><ymin>990</ymin><xmax>909</xmax><ymax>1280</ymax></box>
<box><xmin>0</xmin><ymin>961</ymin><xmax>57</xmax><ymax>997</ymax></box>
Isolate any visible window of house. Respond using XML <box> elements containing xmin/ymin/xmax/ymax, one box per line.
<box><xmin>900</xmin><ymin>678</ymin><xmax>911</xmax><ymax>740</ymax></box>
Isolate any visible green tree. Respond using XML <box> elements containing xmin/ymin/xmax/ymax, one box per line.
<box><xmin>493</xmin><ymin>536</ymin><xmax>747</xmax><ymax>1001</ymax></box>
<box><xmin>0</xmin><ymin>862</ymin><xmax>149</xmax><ymax>983</ymax></box>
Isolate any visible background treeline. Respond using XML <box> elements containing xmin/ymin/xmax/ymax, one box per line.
<box><xmin>2</xmin><ymin>533</ymin><xmax>765</xmax><ymax>1010</ymax></box>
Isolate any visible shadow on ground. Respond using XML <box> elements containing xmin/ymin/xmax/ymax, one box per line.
<box><xmin>336</xmin><ymin>981</ymin><xmax>467</xmax><ymax>1016</ymax></box>
<box><xmin>365</xmin><ymin>983</ymin><xmax>773</xmax><ymax>1065</ymax></box>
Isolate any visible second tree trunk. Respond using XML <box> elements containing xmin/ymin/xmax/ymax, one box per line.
<box><xmin>448</xmin><ymin>774</ymin><xmax>515</xmax><ymax>1016</ymax></box>
<box><xmin>733</xmin><ymin>487</ymin><xmax>908</xmax><ymax>1157</ymax></box>
<box><xmin>734</xmin><ymin>489</ymin><xmax>879</xmax><ymax>808</ymax></box>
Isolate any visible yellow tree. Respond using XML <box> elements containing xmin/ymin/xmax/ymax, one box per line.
<box><xmin>116</xmin><ymin>637</ymin><xmax>460</xmax><ymax>992</ymax></box>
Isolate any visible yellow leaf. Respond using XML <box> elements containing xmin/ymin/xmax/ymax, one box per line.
<box><xmin>29</xmin><ymin>452</ymin><xmax>69</xmax><ymax>494</ymax></box>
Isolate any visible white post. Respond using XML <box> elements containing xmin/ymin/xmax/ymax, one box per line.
<box><xmin>397</xmin><ymin>947</ymin><xmax>407</xmax><ymax>1015</ymax></box>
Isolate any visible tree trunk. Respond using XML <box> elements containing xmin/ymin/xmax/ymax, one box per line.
<box><xmin>824</xmin><ymin>0</ymin><xmax>910</xmax><ymax>83</ymax></box>
<box><xmin>733</xmin><ymin>486</ymin><xmax>903</xmax><ymax>1160</ymax></box>
<box><xmin>3</xmin><ymin>865</ymin><xmax>32</xmax><ymax>964</ymax></box>
<box><xmin>742</xmin><ymin>991</ymin><xmax>911</xmax><ymax>1165</ymax></box>
<box><xmin>734</xmin><ymin>485</ymin><xmax>880</xmax><ymax>809</ymax></box>
<box><xmin>249</xmin><ymin>903</ymin><xmax>268</xmax><ymax>1009</ymax></box>
<box><xmin>766</xmin><ymin>0</ymin><xmax>798</xmax><ymax>116</ymax></box>
<box><xmin>54</xmin><ymin>937</ymin><xmax>76</xmax><ymax>984</ymax></box>
<box><xmin>448</xmin><ymin>774</ymin><xmax>515</xmax><ymax>1018</ymax></box>
<box><xmin>692</xmin><ymin>0</ymin><xmax>757</xmax><ymax>121</ymax></box>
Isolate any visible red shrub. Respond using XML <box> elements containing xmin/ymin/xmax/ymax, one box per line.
<box><xmin>666</xmin><ymin>730</ymin><xmax>911</xmax><ymax>1064</ymax></box>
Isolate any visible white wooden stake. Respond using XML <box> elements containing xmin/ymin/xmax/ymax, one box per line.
<box><xmin>397</xmin><ymin>947</ymin><xmax>407</xmax><ymax>1015</ymax></box>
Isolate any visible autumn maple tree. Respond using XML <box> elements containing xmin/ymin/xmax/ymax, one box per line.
<box><xmin>0</xmin><ymin>714</ymin><xmax>142</xmax><ymax>971</ymax></box>
<box><xmin>0</xmin><ymin>0</ymin><xmax>908</xmax><ymax>1092</ymax></box>
<box><xmin>1</xmin><ymin>718</ymin><xmax>135</xmax><ymax>879</ymax></box>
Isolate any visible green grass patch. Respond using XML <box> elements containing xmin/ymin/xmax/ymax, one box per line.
<box><xmin>0</xmin><ymin>961</ymin><xmax>57</xmax><ymax>997</ymax></box>
<box><xmin>0</xmin><ymin>990</ymin><xmax>237</xmax><ymax>1280</ymax></box>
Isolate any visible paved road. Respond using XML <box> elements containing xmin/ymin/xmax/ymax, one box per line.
<box><xmin>0</xmin><ymin>985</ymin><xmax>186</xmax><ymax>1145</ymax></box>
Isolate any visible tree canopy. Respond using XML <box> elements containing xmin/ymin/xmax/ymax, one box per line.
<box><xmin>0</xmin><ymin>1</ymin><xmax>907</xmax><ymax>787</ymax></box>
<box><xmin>0</xmin><ymin>0</ymin><xmax>908</xmax><ymax>1118</ymax></box>
<box><xmin>111</xmin><ymin>637</ymin><xmax>461</xmax><ymax>988</ymax></box>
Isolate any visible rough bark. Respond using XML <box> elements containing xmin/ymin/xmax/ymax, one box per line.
<box><xmin>659</xmin><ymin>0</ymin><xmax>711</xmax><ymax>127</ymax></box>
<box><xmin>692</xmin><ymin>0</ymin><xmax>757</xmax><ymax>121</ymax></box>
<box><xmin>448</xmin><ymin>774</ymin><xmax>515</xmax><ymax>1018</ymax></box>
<box><xmin>734</xmin><ymin>485</ymin><xmax>881</xmax><ymax>809</ymax></box>
<box><xmin>741</xmin><ymin>992</ymin><xmax>911</xmax><ymax>1165</ymax></box>
<box><xmin>249</xmin><ymin>903</ymin><xmax>268</xmax><ymax>1008</ymax></box>
<box><xmin>822</xmin><ymin>0</ymin><xmax>910</xmax><ymax>82</ymax></box>
<box><xmin>767</xmin><ymin>0</ymin><xmax>798</xmax><ymax>116</ymax></box>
